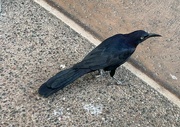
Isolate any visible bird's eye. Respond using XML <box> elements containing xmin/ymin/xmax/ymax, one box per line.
<box><xmin>140</xmin><ymin>35</ymin><xmax>149</xmax><ymax>40</ymax></box>
<box><xmin>140</xmin><ymin>36</ymin><xmax>144</xmax><ymax>40</ymax></box>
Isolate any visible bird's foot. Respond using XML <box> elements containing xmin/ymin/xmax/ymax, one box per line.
<box><xmin>112</xmin><ymin>77</ymin><xmax>125</xmax><ymax>85</ymax></box>
<box><xmin>96</xmin><ymin>69</ymin><xmax>108</xmax><ymax>78</ymax></box>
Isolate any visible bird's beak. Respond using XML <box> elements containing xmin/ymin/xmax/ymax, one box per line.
<box><xmin>148</xmin><ymin>33</ymin><xmax>161</xmax><ymax>38</ymax></box>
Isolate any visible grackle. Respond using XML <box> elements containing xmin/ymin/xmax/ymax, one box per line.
<box><xmin>38</xmin><ymin>30</ymin><xmax>161</xmax><ymax>97</ymax></box>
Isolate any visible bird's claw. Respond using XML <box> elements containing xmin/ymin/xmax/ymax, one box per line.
<box><xmin>116</xmin><ymin>80</ymin><xmax>123</xmax><ymax>85</ymax></box>
<box><xmin>112</xmin><ymin>77</ymin><xmax>126</xmax><ymax>85</ymax></box>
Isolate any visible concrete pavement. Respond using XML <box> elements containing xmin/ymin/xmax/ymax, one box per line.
<box><xmin>1</xmin><ymin>0</ymin><xmax>180</xmax><ymax>126</ymax></box>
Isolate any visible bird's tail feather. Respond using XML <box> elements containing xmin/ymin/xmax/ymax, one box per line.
<box><xmin>38</xmin><ymin>67</ymin><xmax>90</xmax><ymax>97</ymax></box>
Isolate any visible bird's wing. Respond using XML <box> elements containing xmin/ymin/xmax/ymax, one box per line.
<box><xmin>73</xmin><ymin>46</ymin><xmax>135</xmax><ymax>70</ymax></box>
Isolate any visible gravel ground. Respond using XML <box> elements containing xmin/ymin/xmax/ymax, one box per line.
<box><xmin>1</xmin><ymin>0</ymin><xmax>180</xmax><ymax>126</ymax></box>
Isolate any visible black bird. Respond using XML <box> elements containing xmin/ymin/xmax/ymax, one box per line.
<box><xmin>38</xmin><ymin>30</ymin><xmax>161</xmax><ymax>97</ymax></box>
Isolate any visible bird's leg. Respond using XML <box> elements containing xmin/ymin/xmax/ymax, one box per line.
<box><xmin>112</xmin><ymin>77</ymin><xmax>123</xmax><ymax>85</ymax></box>
<box><xmin>109</xmin><ymin>69</ymin><xmax>125</xmax><ymax>85</ymax></box>
<box><xmin>96</xmin><ymin>69</ymin><xmax>108</xmax><ymax>77</ymax></box>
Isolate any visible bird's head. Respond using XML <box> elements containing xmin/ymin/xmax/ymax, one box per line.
<box><xmin>125</xmin><ymin>30</ymin><xmax>161</xmax><ymax>46</ymax></box>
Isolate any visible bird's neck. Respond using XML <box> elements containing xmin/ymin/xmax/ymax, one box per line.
<box><xmin>127</xmin><ymin>40</ymin><xmax>139</xmax><ymax>48</ymax></box>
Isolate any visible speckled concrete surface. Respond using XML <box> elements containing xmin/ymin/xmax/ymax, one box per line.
<box><xmin>1</xmin><ymin>0</ymin><xmax>180</xmax><ymax>126</ymax></box>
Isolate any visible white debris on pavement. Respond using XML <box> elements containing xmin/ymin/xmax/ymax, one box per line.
<box><xmin>54</xmin><ymin>108</ymin><xmax>63</xmax><ymax>116</ymax></box>
<box><xmin>60</xmin><ymin>64</ymin><xmax>66</xmax><ymax>69</ymax></box>
<box><xmin>170</xmin><ymin>74</ymin><xmax>177</xmax><ymax>80</ymax></box>
<box><xmin>83</xmin><ymin>103</ymin><xmax>103</xmax><ymax>115</ymax></box>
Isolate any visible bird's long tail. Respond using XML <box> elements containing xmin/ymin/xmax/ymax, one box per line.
<box><xmin>38</xmin><ymin>67</ymin><xmax>90</xmax><ymax>97</ymax></box>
